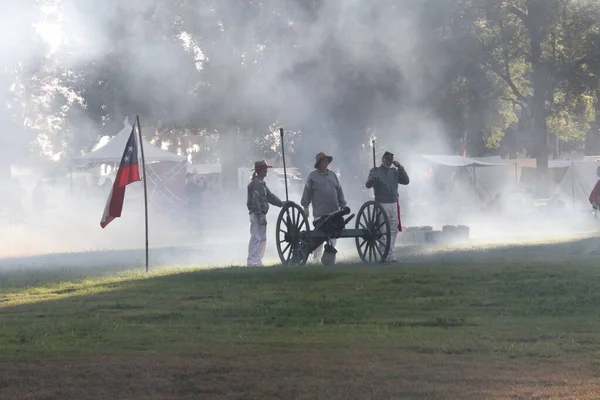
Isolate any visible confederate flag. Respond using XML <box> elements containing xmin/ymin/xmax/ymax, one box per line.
<box><xmin>100</xmin><ymin>126</ymin><xmax>141</xmax><ymax>228</ymax></box>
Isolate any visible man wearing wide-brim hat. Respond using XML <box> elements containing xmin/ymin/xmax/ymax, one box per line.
<box><xmin>301</xmin><ymin>152</ymin><xmax>347</xmax><ymax>263</ymax></box>
<box><xmin>366</xmin><ymin>151</ymin><xmax>410</xmax><ymax>263</ymax></box>
<box><xmin>246</xmin><ymin>160</ymin><xmax>286</xmax><ymax>266</ymax></box>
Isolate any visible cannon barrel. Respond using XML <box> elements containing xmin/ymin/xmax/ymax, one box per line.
<box><xmin>344</xmin><ymin>214</ymin><xmax>355</xmax><ymax>226</ymax></box>
<box><xmin>313</xmin><ymin>206</ymin><xmax>352</xmax><ymax>228</ymax></box>
<box><xmin>330</xmin><ymin>206</ymin><xmax>351</xmax><ymax>219</ymax></box>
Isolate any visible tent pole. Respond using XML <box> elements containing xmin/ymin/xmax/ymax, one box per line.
<box><xmin>69</xmin><ymin>165</ymin><xmax>74</xmax><ymax>200</ymax></box>
<box><xmin>473</xmin><ymin>165</ymin><xmax>477</xmax><ymax>204</ymax></box>
<box><xmin>514</xmin><ymin>162</ymin><xmax>518</xmax><ymax>193</ymax></box>
<box><xmin>571</xmin><ymin>161</ymin><xmax>575</xmax><ymax>210</ymax></box>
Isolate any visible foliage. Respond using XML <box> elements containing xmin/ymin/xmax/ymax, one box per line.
<box><xmin>1</xmin><ymin>0</ymin><xmax>600</xmax><ymax>171</ymax></box>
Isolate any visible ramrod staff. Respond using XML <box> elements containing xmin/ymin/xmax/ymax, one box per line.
<box><xmin>279</xmin><ymin>128</ymin><xmax>289</xmax><ymax>202</ymax></box>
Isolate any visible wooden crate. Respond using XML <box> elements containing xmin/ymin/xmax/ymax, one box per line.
<box><xmin>442</xmin><ymin>225</ymin><xmax>470</xmax><ymax>244</ymax></box>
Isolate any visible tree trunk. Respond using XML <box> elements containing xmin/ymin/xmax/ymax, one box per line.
<box><xmin>466</xmin><ymin>90</ymin><xmax>486</xmax><ymax>157</ymax></box>
<box><xmin>530</xmin><ymin>28</ymin><xmax>549</xmax><ymax>197</ymax></box>
<box><xmin>595</xmin><ymin>77</ymin><xmax>600</xmax><ymax>128</ymax></box>
<box><xmin>587</xmin><ymin>78</ymin><xmax>600</xmax><ymax>155</ymax></box>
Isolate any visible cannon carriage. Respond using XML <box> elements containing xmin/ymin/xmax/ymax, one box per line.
<box><xmin>275</xmin><ymin>200</ymin><xmax>392</xmax><ymax>265</ymax></box>
<box><xmin>273</xmin><ymin>127</ymin><xmax>393</xmax><ymax>265</ymax></box>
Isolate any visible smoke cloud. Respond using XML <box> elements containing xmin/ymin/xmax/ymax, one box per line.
<box><xmin>0</xmin><ymin>0</ymin><xmax>597</xmax><ymax>270</ymax></box>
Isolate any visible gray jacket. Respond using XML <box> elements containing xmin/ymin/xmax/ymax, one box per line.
<box><xmin>247</xmin><ymin>177</ymin><xmax>283</xmax><ymax>215</ymax></box>
<box><xmin>301</xmin><ymin>170</ymin><xmax>346</xmax><ymax>218</ymax></box>
<box><xmin>366</xmin><ymin>164</ymin><xmax>410</xmax><ymax>203</ymax></box>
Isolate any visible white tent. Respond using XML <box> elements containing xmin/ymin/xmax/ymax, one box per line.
<box><xmin>518</xmin><ymin>160</ymin><xmax>580</xmax><ymax>199</ymax></box>
<box><xmin>420</xmin><ymin>155</ymin><xmax>518</xmax><ymax>203</ymax></box>
<box><xmin>421</xmin><ymin>154</ymin><xmax>515</xmax><ymax>167</ymax></box>
<box><xmin>556</xmin><ymin>161</ymin><xmax>600</xmax><ymax>209</ymax></box>
<box><xmin>71</xmin><ymin>119</ymin><xmax>187</xmax><ymax>165</ymax></box>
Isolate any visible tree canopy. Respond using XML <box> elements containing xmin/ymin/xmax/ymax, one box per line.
<box><xmin>1</xmin><ymin>0</ymin><xmax>599</xmax><ymax>179</ymax></box>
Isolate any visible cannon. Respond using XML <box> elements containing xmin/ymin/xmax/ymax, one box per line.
<box><xmin>275</xmin><ymin>201</ymin><xmax>392</xmax><ymax>265</ymax></box>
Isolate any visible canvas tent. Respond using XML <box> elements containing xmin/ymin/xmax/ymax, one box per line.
<box><xmin>417</xmin><ymin>155</ymin><xmax>600</xmax><ymax>212</ymax></box>
<box><xmin>518</xmin><ymin>160</ymin><xmax>581</xmax><ymax>200</ymax></box>
<box><xmin>555</xmin><ymin>161</ymin><xmax>600</xmax><ymax>209</ymax></box>
<box><xmin>421</xmin><ymin>155</ymin><xmax>515</xmax><ymax>168</ymax></box>
<box><xmin>71</xmin><ymin>119</ymin><xmax>186</xmax><ymax>165</ymax></box>
<box><xmin>419</xmin><ymin>155</ymin><xmax>518</xmax><ymax>204</ymax></box>
<box><xmin>504</xmin><ymin>158</ymin><xmax>600</xmax><ymax>207</ymax></box>
<box><xmin>71</xmin><ymin>119</ymin><xmax>188</xmax><ymax>209</ymax></box>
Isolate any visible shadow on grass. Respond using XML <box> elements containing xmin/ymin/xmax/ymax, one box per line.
<box><xmin>3</xmin><ymin>243</ymin><xmax>600</xmax><ymax>400</ymax></box>
<box><xmin>2</xmin><ymin>232</ymin><xmax>600</xmax><ymax>275</ymax></box>
<box><xmin>2</xmin><ymin>258</ymin><xmax>600</xmax><ymax>360</ymax></box>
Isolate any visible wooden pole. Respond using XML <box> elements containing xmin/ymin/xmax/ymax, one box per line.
<box><xmin>372</xmin><ymin>140</ymin><xmax>376</xmax><ymax>169</ymax></box>
<box><xmin>514</xmin><ymin>162</ymin><xmax>518</xmax><ymax>192</ymax></box>
<box><xmin>279</xmin><ymin>128</ymin><xmax>289</xmax><ymax>202</ymax></box>
<box><xmin>571</xmin><ymin>161</ymin><xmax>575</xmax><ymax>210</ymax></box>
<box><xmin>473</xmin><ymin>165</ymin><xmax>477</xmax><ymax>204</ymax></box>
<box><xmin>69</xmin><ymin>165</ymin><xmax>74</xmax><ymax>200</ymax></box>
<box><xmin>136</xmin><ymin>116</ymin><xmax>150</xmax><ymax>272</ymax></box>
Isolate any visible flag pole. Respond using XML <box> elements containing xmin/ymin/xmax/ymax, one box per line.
<box><xmin>136</xmin><ymin>116</ymin><xmax>150</xmax><ymax>272</ymax></box>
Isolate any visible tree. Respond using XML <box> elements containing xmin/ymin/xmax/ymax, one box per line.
<box><xmin>566</xmin><ymin>2</ymin><xmax>600</xmax><ymax>154</ymax></box>
<box><xmin>448</xmin><ymin>0</ymin><xmax>600</xmax><ymax>193</ymax></box>
<box><xmin>56</xmin><ymin>0</ymin><xmax>201</xmax><ymax>149</ymax></box>
<box><xmin>0</xmin><ymin>0</ymin><xmax>49</xmax><ymax>177</ymax></box>
<box><xmin>16</xmin><ymin>0</ymin><xmax>600</xmax><ymax>181</ymax></box>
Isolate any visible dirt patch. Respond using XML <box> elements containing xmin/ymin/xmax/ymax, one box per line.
<box><xmin>0</xmin><ymin>349</ymin><xmax>598</xmax><ymax>400</ymax></box>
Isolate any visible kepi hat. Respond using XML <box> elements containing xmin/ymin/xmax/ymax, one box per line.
<box><xmin>252</xmin><ymin>160</ymin><xmax>272</xmax><ymax>171</ymax></box>
<box><xmin>314</xmin><ymin>152</ymin><xmax>333</xmax><ymax>169</ymax></box>
<box><xmin>382</xmin><ymin>151</ymin><xmax>394</xmax><ymax>160</ymax></box>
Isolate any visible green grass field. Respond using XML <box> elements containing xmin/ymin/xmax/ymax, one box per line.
<box><xmin>2</xmin><ymin>260</ymin><xmax>600</xmax><ymax>399</ymax></box>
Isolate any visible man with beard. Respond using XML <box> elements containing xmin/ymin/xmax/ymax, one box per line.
<box><xmin>366</xmin><ymin>151</ymin><xmax>410</xmax><ymax>263</ymax></box>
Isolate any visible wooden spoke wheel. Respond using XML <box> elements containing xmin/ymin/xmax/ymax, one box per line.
<box><xmin>355</xmin><ymin>201</ymin><xmax>391</xmax><ymax>263</ymax></box>
<box><xmin>276</xmin><ymin>202</ymin><xmax>310</xmax><ymax>265</ymax></box>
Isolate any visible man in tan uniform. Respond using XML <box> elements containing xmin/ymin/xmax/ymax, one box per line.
<box><xmin>246</xmin><ymin>160</ymin><xmax>286</xmax><ymax>266</ymax></box>
<box><xmin>366</xmin><ymin>151</ymin><xmax>410</xmax><ymax>262</ymax></box>
<box><xmin>301</xmin><ymin>152</ymin><xmax>347</xmax><ymax>263</ymax></box>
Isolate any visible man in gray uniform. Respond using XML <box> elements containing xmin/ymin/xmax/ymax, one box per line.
<box><xmin>301</xmin><ymin>152</ymin><xmax>347</xmax><ymax>263</ymax></box>
<box><xmin>366</xmin><ymin>151</ymin><xmax>410</xmax><ymax>262</ymax></box>
<box><xmin>247</xmin><ymin>160</ymin><xmax>286</xmax><ymax>266</ymax></box>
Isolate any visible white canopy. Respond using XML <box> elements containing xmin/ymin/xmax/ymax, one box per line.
<box><xmin>421</xmin><ymin>155</ymin><xmax>515</xmax><ymax>167</ymax></box>
<box><xmin>418</xmin><ymin>155</ymin><xmax>517</xmax><ymax>204</ymax></box>
<box><xmin>72</xmin><ymin>119</ymin><xmax>187</xmax><ymax>165</ymax></box>
<box><xmin>555</xmin><ymin>160</ymin><xmax>600</xmax><ymax>209</ymax></box>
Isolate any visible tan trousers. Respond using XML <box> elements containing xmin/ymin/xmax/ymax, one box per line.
<box><xmin>379</xmin><ymin>203</ymin><xmax>399</xmax><ymax>261</ymax></box>
<box><xmin>247</xmin><ymin>214</ymin><xmax>267</xmax><ymax>266</ymax></box>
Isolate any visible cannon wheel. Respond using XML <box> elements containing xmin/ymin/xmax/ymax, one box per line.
<box><xmin>355</xmin><ymin>201</ymin><xmax>391</xmax><ymax>263</ymax></box>
<box><xmin>276</xmin><ymin>202</ymin><xmax>311</xmax><ymax>265</ymax></box>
